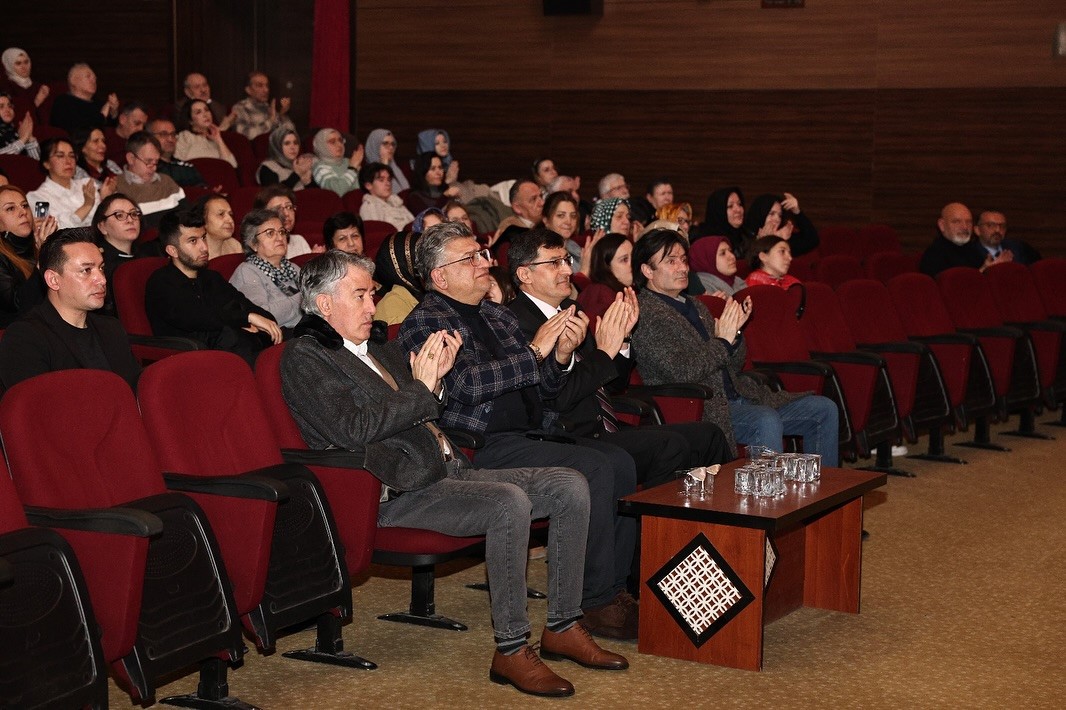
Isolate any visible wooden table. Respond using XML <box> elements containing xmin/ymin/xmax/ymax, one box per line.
<box><xmin>618</xmin><ymin>463</ymin><xmax>886</xmax><ymax>671</ymax></box>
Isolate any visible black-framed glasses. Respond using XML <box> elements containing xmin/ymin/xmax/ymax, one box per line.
<box><xmin>104</xmin><ymin>209</ymin><xmax>142</xmax><ymax>222</ymax></box>
<box><xmin>130</xmin><ymin>153</ymin><xmax>159</xmax><ymax>168</ymax></box>
<box><xmin>525</xmin><ymin>255</ymin><xmax>574</xmax><ymax>270</ymax></box>
<box><xmin>438</xmin><ymin>248</ymin><xmax>491</xmax><ymax>269</ymax></box>
<box><xmin>254</xmin><ymin>227</ymin><xmax>290</xmax><ymax>240</ymax></box>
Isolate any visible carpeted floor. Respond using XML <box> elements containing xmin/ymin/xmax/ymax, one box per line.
<box><xmin>111</xmin><ymin>417</ymin><xmax>1066</xmax><ymax>709</ymax></box>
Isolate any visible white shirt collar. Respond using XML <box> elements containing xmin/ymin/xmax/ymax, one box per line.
<box><xmin>524</xmin><ymin>291</ymin><xmax>563</xmax><ymax>319</ymax></box>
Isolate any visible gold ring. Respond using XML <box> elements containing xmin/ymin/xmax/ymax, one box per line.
<box><xmin>427</xmin><ymin>353</ymin><xmax>435</xmax><ymax>360</ymax></box>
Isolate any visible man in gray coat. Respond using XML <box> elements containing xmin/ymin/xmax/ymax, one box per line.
<box><xmin>280</xmin><ymin>251</ymin><xmax>627</xmax><ymax>698</ymax></box>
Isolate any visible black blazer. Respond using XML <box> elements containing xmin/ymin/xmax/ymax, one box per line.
<box><xmin>507</xmin><ymin>291</ymin><xmax>632</xmax><ymax>436</ymax></box>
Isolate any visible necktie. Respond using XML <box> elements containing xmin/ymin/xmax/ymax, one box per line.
<box><xmin>572</xmin><ymin>349</ymin><xmax>620</xmax><ymax>433</ymax></box>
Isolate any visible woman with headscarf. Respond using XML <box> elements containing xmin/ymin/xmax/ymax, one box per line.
<box><xmin>589</xmin><ymin>197</ymin><xmax>631</xmax><ymax>239</ymax></box>
<box><xmin>694</xmin><ymin>186</ymin><xmax>745</xmax><ymax>246</ymax></box>
<box><xmin>364</xmin><ymin>128</ymin><xmax>409</xmax><ymax>193</ymax></box>
<box><xmin>373</xmin><ymin>230</ymin><xmax>424</xmax><ymax>325</ymax></box>
<box><xmin>257</xmin><ymin>126</ymin><xmax>316</xmax><ymax>190</ymax></box>
<box><xmin>311</xmin><ymin>128</ymin><xmax>363</xmax><ymax>197</ymax></box>
<box><xmin>404</xmin><ymin>152</ymin><xmax>456</xmax><ymax>216</ymax></box>
<box><xmin>739</xmin><ymin>192</ymin><xmax>818</xmax><ymax>260</ymax></box>
<box><xmin>0</xmin><ymin>91</ymin><xmax>39</xmax><ymax>159</ymax></box>
<box><xmin>690</xmin><ymin>236</ymin><xmax>747</xmax><ymax>296</ymax></box>
<box><xmin>1</xmin><ymin>48</ymin><xmax>49</xmax><ymax>123</ymax></box>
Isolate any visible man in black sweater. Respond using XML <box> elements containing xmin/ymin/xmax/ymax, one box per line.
<box><xmin>145</xmin><ymin>207</ymin><xmax>280</xmax><ymax>365</ymax></box>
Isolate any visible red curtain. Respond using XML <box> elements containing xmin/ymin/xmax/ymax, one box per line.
<box><xmin>310</xmin><ymin>0</ymin><xmax>350</xmax><ymax>131</ymax></box>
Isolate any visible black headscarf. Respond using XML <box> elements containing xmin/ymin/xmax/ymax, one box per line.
<box><xmin>373</xmin><ymin>230</ymin><xmax>424</xmax><ymax>298</ymax></box>
<box><xmin>696</xmin><ymin>186</ymin><xmax>744</xmax><ymax>244</ymax></box>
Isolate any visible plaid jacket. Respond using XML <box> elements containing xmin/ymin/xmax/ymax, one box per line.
<box><xmin>397</xmin><ymin>292</ymin><xmax>568</xmax><ymax>434</ymax></box>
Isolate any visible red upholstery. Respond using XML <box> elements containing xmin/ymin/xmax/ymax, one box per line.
<box><xmin>738</xmin><ymin>285</ymin><xmax>820</xmax><ymax>391</ymax></box>
<box><xmin>291</xmin><ymin>252</ymin><xmax>318</xmax><ymax>267</ymax></box>
<box><xmin>1030</xmin><ymin>258</ymin><xmax>1066</xmax><ymax>318</ymax></box>
<box><xmin>294</xmin><ymin>220</ymin><xmax>325</xmax><ymax>248</ymax></box>
<box><xmin>788</xmin><ymin>249</ymin><xmax>818</xmax><ymax>283</ymax></box>
<box><xmin>208</xmin><ymin>252</ymin><xmax>246</xmax><ymax>280</ymax></box>
<box><xmin>362</xmin><ymin>219</ymin><xmax>397</xmax><ymax>260</ymax></box>
<box><xmin>697</xmin><ymin>293</ymin><xmax>726</xmax><ymax>318</ymax></box>
<box><xmin>220</xmin><ymin>130</ymin><xmax>256</xmax><ymax>186</ymax></box>
<box><xmin>858</xmin><ymin>223</ymin><xmax>901</xmax><ymax>254</ymax></box>
<box><xmin>112</xmin><ymin>256</ymin><xmax>166</xmax><ymax>335</ymax></box>
<box><xmin>190</xmin><ymin>157</ymin><xmax>240</xmax><ymax>195</ymax></box>
<box><xmin>813</xmin><ymin>254</ymin><xmax>864</xmax><ymax>289</ymax></box>
<box><xmin>251</xmin><ymin>133</ymin><xmax>271</xmax><ymax>163</ymax></box>
<box><xmin>0</xmin><ymin>153</ymin><xmax>43</xmax><ymax>192</ymax></box>
<box><xmin>817</xmin><ymin>225</ymin><xmax>862</xmax><ymax>259</ymax></box>
<box><xmin>227</xmin><ymin>185</ymin><xmax>261</xmax><ymax>222</ymax></box>
<box><xmin>103</xmin><ymin>126</ymin><xmax>126</xmax><ymax>166</ymax></box>
<box><xmin>865</xmin><ymin>251</ymin><xmax>920</xmax><ymax>283</ymax></box>
<box><xmin>296</xmin><ymin>187</ymin><xmax>344</xmax><ymax>223</ymax></box>
<box><xmin>341</xmin><ymin>188</ymin><xmax>365</xmax><ymax>214</ymax></box>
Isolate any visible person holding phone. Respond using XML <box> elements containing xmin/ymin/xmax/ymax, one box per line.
<box><xmin>0</xmin><ymin>184</ymin><xmax>55</xmax><ymax>326</ymax></box>
<box><xmin>27</xmin><ymin>137</ymin><xmax>114</xmax><ymax>229</ymax></box>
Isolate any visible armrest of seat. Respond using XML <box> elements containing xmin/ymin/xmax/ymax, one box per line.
<box><xmin>741</xmin><ymin>369</ymin><xmax>785</xmax><ymax>392</ymax></box>
<box><xmin>25</xmin><ymin>504</ymin><xmax>163</xmax><ymax>537</ymax></box>
<box><xmin>610</xmin><ymin>395</ymin><xmax>654</xmax><ymax>418</ymax></box>
<box><xmin>440</xmin><ymin>428</ymin><xmax>485</xmax><ymax>450</ymax></box>
<box><xmin>959</xmin><ymin>325</ymin><xmax>1024</xmax><ymax>339</ymax></box>
<box><xmin>127</xmin><ymin>334</ymin><xmax>204</xmax><ymax>351</ymax></box>
<box><xmin>163</xmin><ymin>471</ymin><xmax>289</xmax><ymax>502</ymax></box>
<box><xmin>811</xmin><ymin>350</ymin><xmax>887</xmax><ymax>368</ymax></box>
<box><xmin>281</xmin><ymin>447</ymin><xmax>366</xmax><ymax>470</ymax></box>
<box><xmin>910</xmin><ymin>332</ymin><xmax>979</xmax><ymax>346</ymax></box>
<box><xmin>626</xmin><ymin>383</ymin><xmax>715</xmax><ymax>399</ymax></box>
<box><xmin>1007</xmin><ymin>319</ymin><xmax>1066</xmax><ymax>333</ymax></box>
<box><xmin>857</xmin><ymin>341</ymin><xmax>928</xmax><ymax>356</ymax></box>
<box><xmin>753</xmin><ymin>359</ymin><xmax>836</xmax><ymax>378</ymax></box>
<box><xmin>0</xmin><ymin>558</ymin><xmax>13</xmax><ymax>586</ymax></box>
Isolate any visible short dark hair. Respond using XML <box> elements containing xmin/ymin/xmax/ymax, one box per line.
<box><xmin>119</xmin><ymin>100</ymin><xmax>148</xmax><ymax>118</ymax></box>
<box><xmin>509</xmin><ymin>177</ymin><xmax>539</xmax><ymax>205</ymax></box>
<box><xmin>323</xmin><ymin>212</ymin><xmax>364</xmax><ymax>249</ymax></box>
<box><xmin>91</xmin><ymin>193</ymin><xmax>140</xmax><ymax>234</ymax></box>
<box><xmin>253</xmin><ymin>183</ymin><xmax>295</xmax><ymax>209</ymax></box>
<box><xmin>178</xmin><ymin>98</ymin><xmax>209</xmax><ymax>131</ymax></box>
<box><xmin>631</xmin><ymin>229</ymin><xmax>688</xmax><ymax>290</ymax></box>
<box><xmin>359</xmin><ymin>162</ymin><xmax>392</xmax><ymax>190</ymax></box>
<box><xmin>542</xmin><ymin>191</ymin><xmax>578</xmax><ymax>225</ymax></box>
<box><xmin>39</xmin><ymin>227</ymin><xmax>98</xmax><ymax>274</ymax></box>
<box><xmin>38</xmin><ymin>137</ymin><xmax>73</xmax><ymax>171</ymax></box>
<box><xmin>646</xmin><ymin>177</ymin><xmax>671</xmax><ymax>196</ymax></box>
<box><xmin>532</xmin><ymin>158</ymin><xmax>552</xmax><ymax>178</ymax></box>
<box><xmin>507</xmin><ymin>227</ymin><xmax>565</xmax><ymax>287</ymax></box>
<box><xmin>124</xmin><ymin>130</ymin><xmax>161</xmax><ymax>157</ymax></box>
<box><xmin>158</xmin><ymin>205</ymin><xmax>205</xmax><ymax>248</ymax></box>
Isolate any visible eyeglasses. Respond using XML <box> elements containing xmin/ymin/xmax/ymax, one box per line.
<box><xmin>525</xmin><ymin>255</ymin><xmax>574</xmax><ymax>270</ymax></box>
<box><xmin>105</xmin><ymin>209</ymin><xmax>142</xmax><ymax>222</ymax></box>
<box><xmin>131</xmin><ymin>153</ymin><xmax>159</xmax><ymax>168</ymax></box>
<box><xmin>255</xmin><ymin>227</ymin><xmax>290</xmax><ymax>240</ymax></box>
<box><xmin>438</xmin><ymin>248</ymin><xmax>491</xmax><ymax>269</ymax></box>
<box><xmin>150</xmin><ymin>130</ymin><xmax>177</xmax><ymax>139</ymax></box>
<box><xmin>273</xmin><ymin>203</ymin><xmax>297</xmax><ymax>214</ymax></box>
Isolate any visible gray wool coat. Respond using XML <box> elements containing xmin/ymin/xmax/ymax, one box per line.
<box><xmin>630</xmin><ymin>290</ymin><xmax>802</xmax><ymax>455</ymax></box>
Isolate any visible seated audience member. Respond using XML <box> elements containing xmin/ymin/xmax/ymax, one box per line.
<box><xmin>919</xmin><ymin>202</ymin><xmax>987</xmax><ymax>277</ymax></box>
<box><xmin>148</xmin><ymin>117</ymin><xmax>207</xmax><ymax>187</ymax></box>
<box><xmin>404</xmin><ymin>152</ymin><xmax>452</xmax><ymax>216</ymax></box>
<box><xmin>1</xmin><ymin>48</ymin><xmax>49</xmax><ymax>122</ymax></box>
<box><xmin>507</xmin><ymin>228</ymin><xmax>732</xmax><ymax>488</ymax></box>
<box><xmin>0</xmin><ymin>167</ymin><xmax>6</xmax><ymax>186</ymax></box>
<box><xmin>231</xmin><ymin>71</ymin><xmax>293</xmax><ymax>141</ymax></box>
<box><xmin>92</xmin><ymin>193</ymin><xmax>154</xmax><ymax>315</ymax></box>
<box><xmin>597</xmin><ymin>173</ymin><xmax>629</xmax><ymax>201</ymax></box>
<box><xmin>176</xmin><ymin>72</ymin><xmax>231</xmax><ymax>129</ymax></box>
<box><xmin>630</xmin><ymin>229</ymin><xmax>839</xmax><ymax>463</ymax></box>
<box><xmin>0</xmin><ymin>91</ymin><xmax>40</xmax><ymax>159</ymax></box>
<box><xmin>358</xmin><ymin>162</ymin><xmax>414</xmax><ymax>231</ymax></box>
<box><xmin>282</xmin><ymin>250</ymin><xmax>624</xmax><ymax>697</ymax></box>
<box><xmin>28</xmin><ymin>137</ymin><xmax>115</xmax><ymax>229</ymax></box>
<box><xmin>364</xmin><ymin>128</ymin><xmax>409</xmax><ymax>193</ymax></box>
<box><xmin>197</xmin><ymin>193</ymin><xmax>242</xmax><ymax>259</ymax></box>
<box><xmin>145</xmin><ymin>206</ymin><xmax>281</xmax><ymax>364</ymax></box>
<box><xmin>110</xmin><ymin>101</ymin><xmax>149</xmax><ymax>162</ymax></box>
<box><xmin>589</xmin><ymin>197</ymin><xmax>630</xmax><ymax>240</ymax></box>
<box><xmin>417</xmin><ymin>128</ymin><xmax>454</xmax><ymax>168</ymax></box>
<box><xmin>72</xmin><ymin>127</ymin><xmax>122</xmax><ymax>183</ymax></box>
<box><xmin>413</xmin><ymin>207</ymin><xmax>445</xmax><ymax>234</ymax></box>
<box><xmin>323</xmin><ymin>211</ymin><xmax>364</xmax><ymax>254</ymax></box>
<box><xmin>690</xmin><ymin>236</ymin><xmax>747</xmax><ymax>296</ymax></box>
<box><xmin>49</xmin><ymin>63</ymin><xmax>119</xmax><ymax>134</ymax></box>
<box><xmin>311</xmin><ymin>128</ymin><xmax>363</xmax><ymax>197</ymax></box>
<box><xmin>174</xmin><ymin>99</ymin><xmax>238</xmax><ymax>168</ymax></box>
<box><xmin>745</xmin><ymin>235</ymin><xmax>800</xmax><ymax>289</ymax></box>
<box><xmin>398</xmin><ymin>222</ymin><xmax>640</xmax><ymax>640</ymax></box>
<box><xmin>0</xmin><ymin>184</ymin><xmax>51</xmax><ymax>326</ymax></box>
<box><xmin>230</xmin><ymin>208</ymin><xmax>302</xmax><ymax>330</ymax></box>
<box><xmin>548</xmin><ymin>174</ymin><xmax>581</xmax><ymax>202</ymax></box>
<box><xmin>693</xmin><ymin>186</ymin><xmax>745</xmax><ymax>244</ymax></box>
<box><xmin>443</xmin><ymin>200</ymin><xmax>475</xmax><ymax>233</ymax></box>
<box><xmin>532</xmin><ymin>158</ymin><xmax>558</xmax><ymax>191</ymax></box>
<box><xmin>492</xmin><ymin>178</ymin><xmax>544</xmax><ymax>245</ymax></box>
<box><xmin>576</xmin><ymin>233</ymin><xmax>632</xmax><ymax>333</ymax></box>
<box><xmin>739</xmin><ymin>192</ymin><xmax>818</xmax><ymax>259</ymax></box>
<box><xmin>971</xmin><ymin>210</ymin><xmax>1040</xmax><ymax>266</ymax></box>
<box><xmin>0</xmin><ymin>227</ymin><xmax>141</xmax><ymax>392</ymax></box>
<box><xmin>645</xmin><ymin>178</ymin><xmax>674</xmax><ymax>210</ymax></box>
<box><xmin>257</xmin><ymin>126</ymin><xmax>316</xmax><ymax>189</ymax></box>
<box><xmin>487</xmin><ymin>264</ymin><xmax>515</xmax><ymax>304</ymax></box>
<box><xmin>373</xmin><ymin>230</ymin><xmax>423</xmax><ymax>325</ymax></box>
<box><xmin>253</xmin><ymin>184</ymin><xmax>317</xmax><ymax>257</ymax></box>
<box><xmin>655</xmin><ymin>202</ymin><xmax>692</xmax><ymax>238</ymax></box>
<box><xmin>114</xmin><ymin>131</ymin><xmax>185</xmax><ymax>226</ymax></box>
<box><xmin>542</xmin><ymin>191</ymin><xmax>582</xmax><ymax>263</ymax></box>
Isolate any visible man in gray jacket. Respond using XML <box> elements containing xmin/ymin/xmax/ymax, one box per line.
<box><xmin>280</xmin><ymin>251</ymin><xmax>627</xmax><ymax>698</ymax></box>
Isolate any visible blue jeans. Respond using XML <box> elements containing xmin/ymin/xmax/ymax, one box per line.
<box><xmin>378</xmin><ymin>463</ymin><xmax>589</xmax><ymax>641</ymax></box>
<box><xmin>728</xmin><ymin>395</ymin><xmax>839</xmax><ymax>467</ymax></box>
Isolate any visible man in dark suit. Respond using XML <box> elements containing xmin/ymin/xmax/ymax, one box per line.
<box><xmin>281</xmin><ymin>251</ymin><xmax>627</xmax><ymax>697</ymax></box>
<box><xmin>0</xmin><ymin>227</ymin><xmax>141</xmax><ymax>392</ymax></box>
<box><xmin>972</xmin><ymin>210</ymin><xmax>1041</xmax><ymax>265</ymax></box>
<box><xmin>506</xmin><ymin>228</ymin><xmax>733</xmax><ymax>488</ymax></box>
<box><xmin>398</xmin><ymin>221</ymin><xmax>640</xmax><ymax>641</ymax></box>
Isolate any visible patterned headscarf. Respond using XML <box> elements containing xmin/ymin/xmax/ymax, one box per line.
<box><xmin>590</xmin><ymin>197</ymin><xmax>629</xmax><ymax>232</ymax></box>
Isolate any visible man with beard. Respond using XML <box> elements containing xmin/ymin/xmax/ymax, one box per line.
<box><xmin>919</xmin><ymin>202</ymin><xmax>988</xmax><ymax>277</ymax></box>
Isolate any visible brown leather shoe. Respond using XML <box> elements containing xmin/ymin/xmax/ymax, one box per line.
<box><xmin>540</xmin><ymin>623</ymin><xmax>629</xmax><ymax>670</ymax></box>
<box><xmin>582</xmin><ymin>591</ymin><xmax>638</xmax><ymax>640</ymax></box>
<box><xmin>490</xmin><ymin>646</ymin><xmax>575</xmax><ymax>697</ymax></box>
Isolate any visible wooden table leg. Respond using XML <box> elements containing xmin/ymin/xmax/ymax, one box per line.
<box><xmin>803</xmin><ymin>497</ymin><xmax>863</xmax><ymax>613</ymax></box>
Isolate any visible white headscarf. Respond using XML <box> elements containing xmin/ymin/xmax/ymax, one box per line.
<box><xmin>2</xmin><ymin>48</ymin><xmax>32</xmax><ymax>89</ymax></box>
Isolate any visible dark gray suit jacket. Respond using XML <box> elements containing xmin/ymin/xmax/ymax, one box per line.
<box><xmin>280</xmin><ymin>316</ymin><xmax>450</xmax><ymax>492</ymax></box>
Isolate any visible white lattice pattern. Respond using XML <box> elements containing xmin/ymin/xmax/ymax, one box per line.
<box><xmin>765</xmin><ymin>539</ymin><xmax>777</xmax><ymax>588</ymax></box>
<box><xmin>657</xmin><ymin>546</ymin><xmax>744</xmax><ymax>635</ymax></box>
